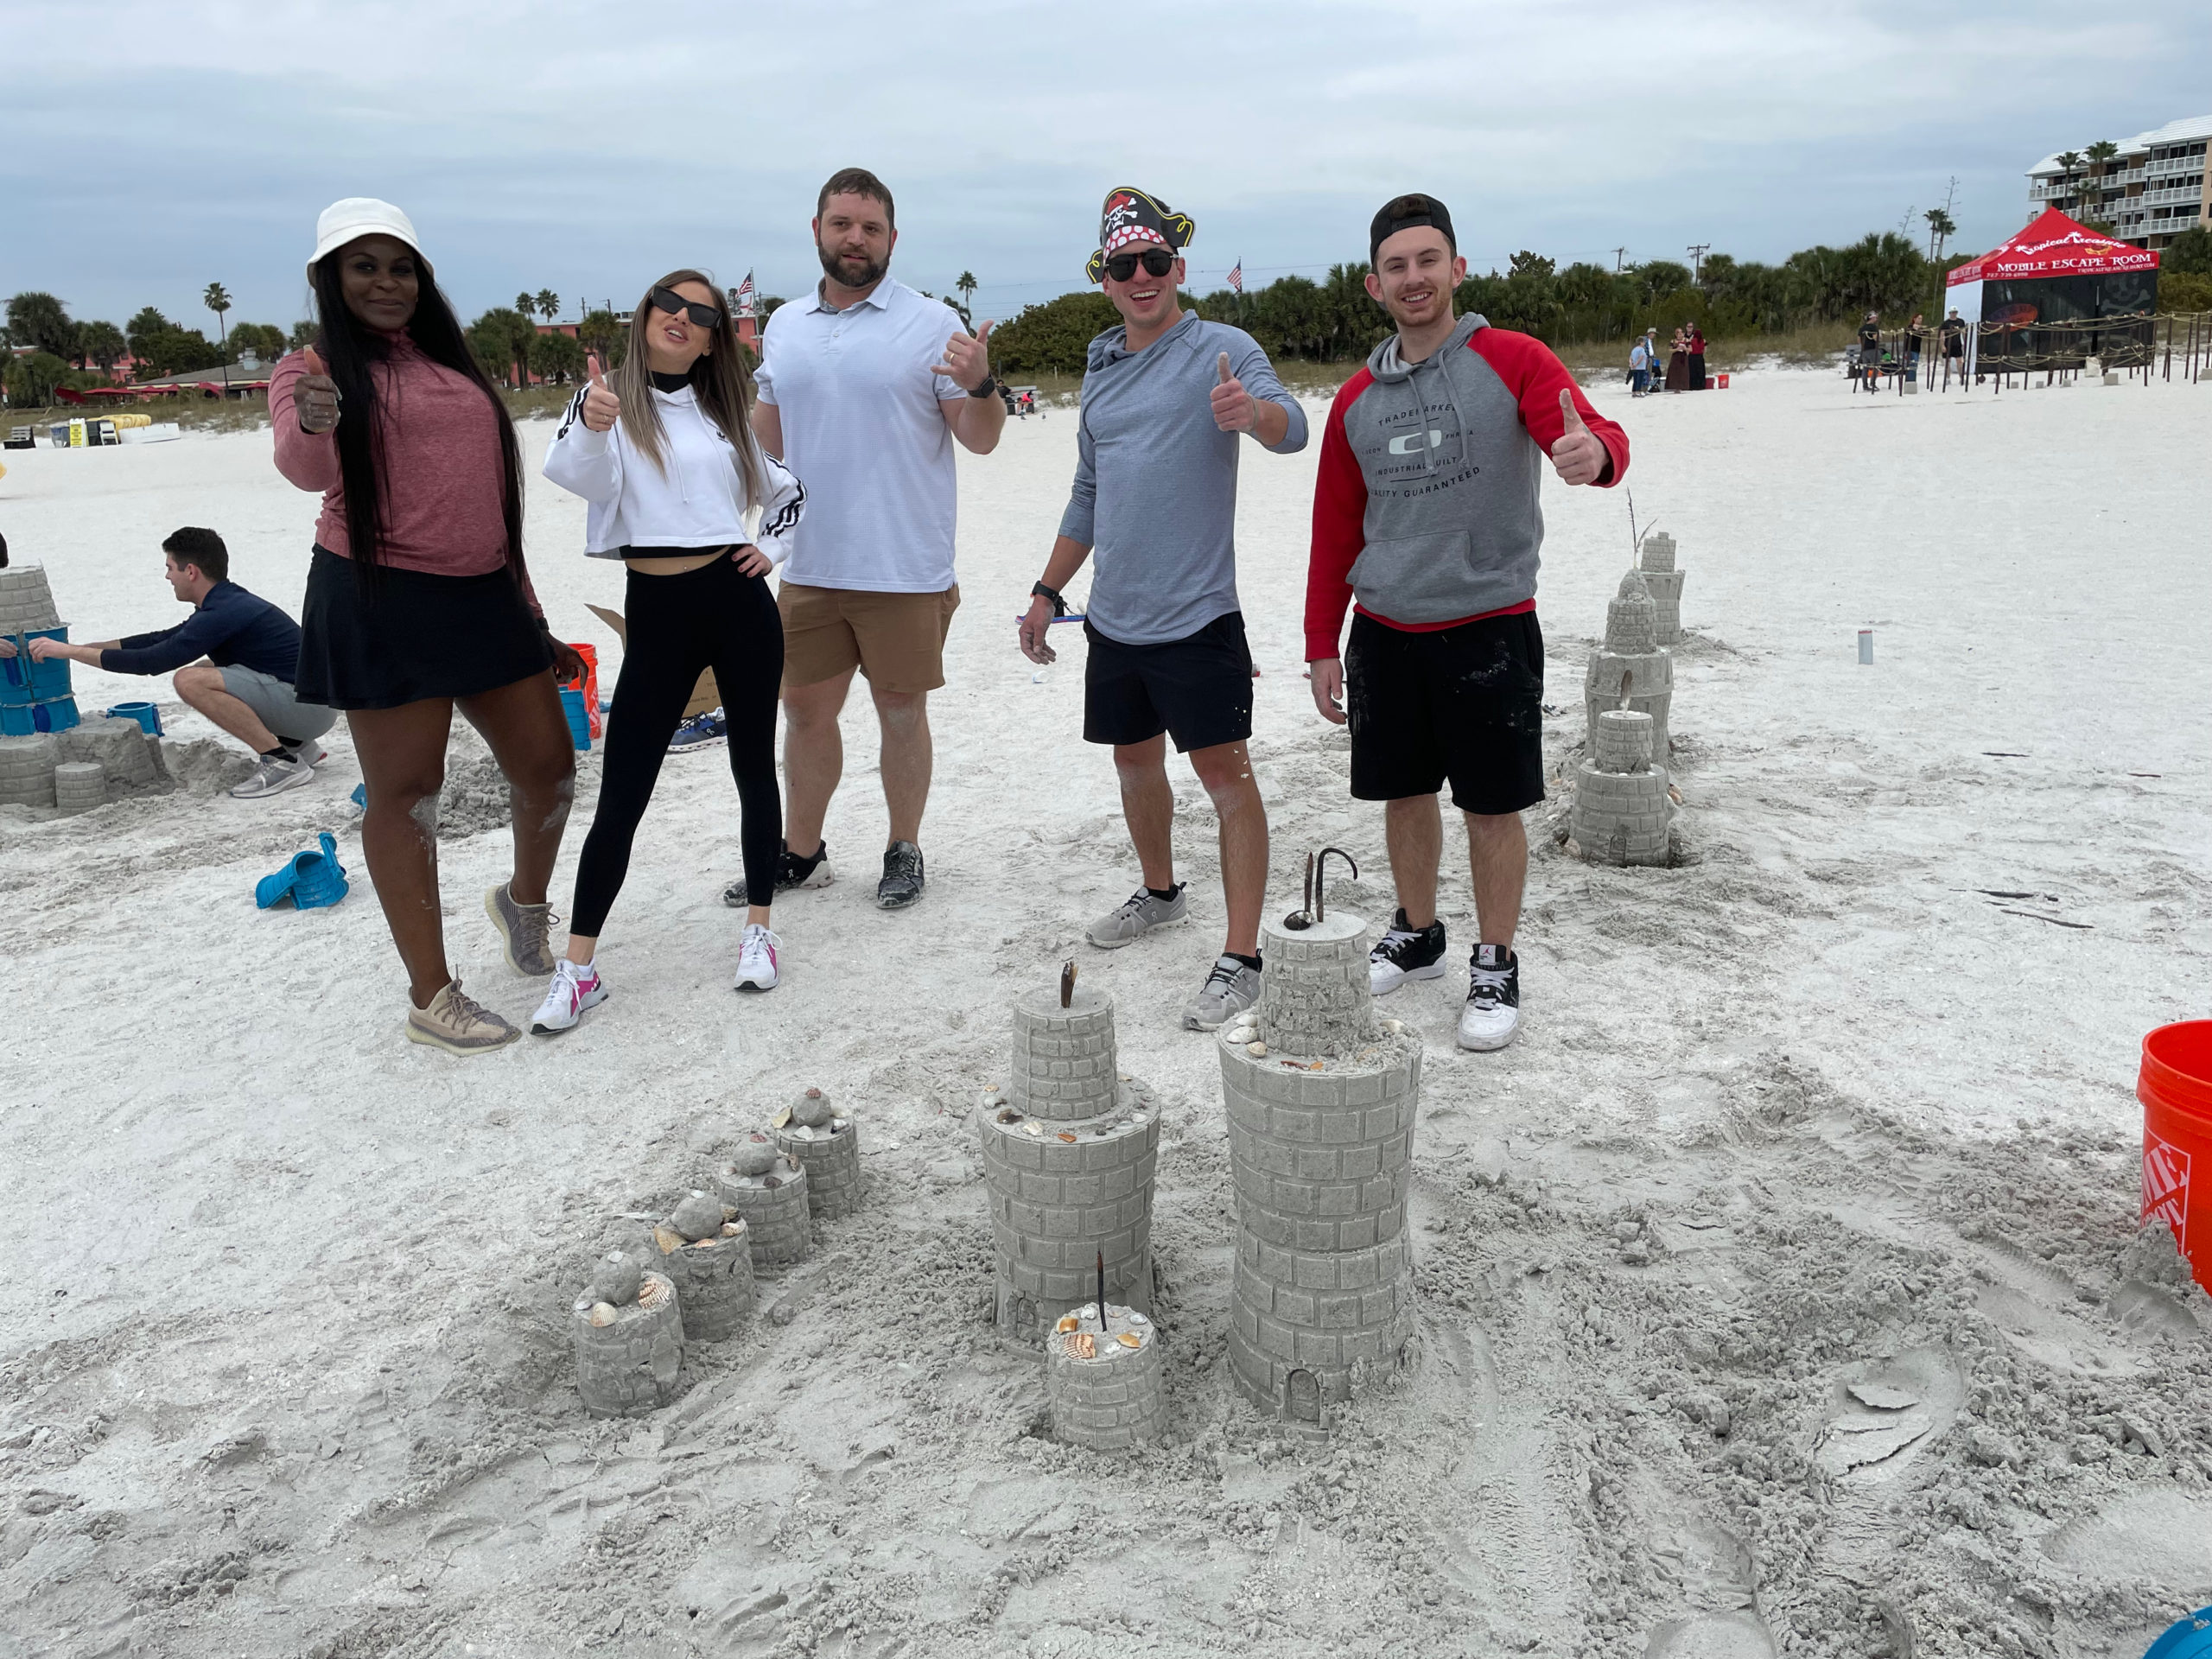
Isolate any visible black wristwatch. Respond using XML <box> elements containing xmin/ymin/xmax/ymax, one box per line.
<box><xmin>968</xmin><ymin>375</ymin><xmax>998</xmax><ymax>399</ymax></box>
<box><xmin>1031</xmin><ymin>580</ymin><xmax>1066</xmax><ymax>617</ymax></box>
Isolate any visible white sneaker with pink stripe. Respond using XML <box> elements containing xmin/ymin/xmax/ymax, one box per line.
<box><xmin>531</xmin><ymin>958</ymin><xmax>608</xmax><ymax>1034</ymax></box>
<box><xmin>734</xmin><ymin>925</ymin><xmax>780</xmax><ymax>993</ymax></box>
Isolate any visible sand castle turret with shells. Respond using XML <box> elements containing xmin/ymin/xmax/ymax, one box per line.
<box><xmin>1216</xmin><ymin>853</ymin><xmax>1421</xmax><ymax>1427</ymax></box>
<box><xmin>978</xmin><ymin>963</ymin><xmax>1160</xmax><ymax>1339</ymax></box>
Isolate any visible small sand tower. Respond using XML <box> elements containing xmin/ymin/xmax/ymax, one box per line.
<box><xmin>652</xmin><ymin>1190</ymin><xmax>755</xmax><ymax>1342</ymax></box>
<box><xmin>1637</xmin><ymin>531</ymin><xmax>1687</xmax><ymax>646</ymax></box>
<box><xmin>1584</xmin><ymin>570</ymin><xmax>1673</xmax><ymax>760</ymax></box>
<box><xmin>774</xmin><ymin>1087</ymin><xmax>862</xmax><ymax>1220</ymax></box>
<box><xmin>1572</xmin><ymin>708</ymin><xmax>1675</xmax><ymax>867</ymax></box>
<box><xmin>718</xmin><ymin>1137</ymin><xmax>813</xmax><ymax>1267</ymax></box>
<box><xmin>1045</xmin><ymin>1291</ymin><xmax>1166</xmax><ymax>1451</ymax></box>
<box><xmin>571</xmin><ymin>1251</ymin><xmax>685</xmax><ymax>1417</ymax></box>
<box><xmin>1217</xmin><ymin>852</ymin><xmax>1421</xmax><ymax>1427</ymax></box>
<box><xmin>978</xmin><ymin>963</ymin><xmax>1161</xmax><ymax>1339</ymax></box>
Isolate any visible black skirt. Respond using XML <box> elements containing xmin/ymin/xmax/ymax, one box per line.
<box><xmin>296</xmin><ymin>544</ymin><xmax>553</xmax><ymax>710</ymax></box>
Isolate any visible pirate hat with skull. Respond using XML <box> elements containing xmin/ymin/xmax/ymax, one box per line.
<box><xmin>1087</xmin><ymin>187</ymin><xmax>1196</xmax><ymax>283</ymax></box>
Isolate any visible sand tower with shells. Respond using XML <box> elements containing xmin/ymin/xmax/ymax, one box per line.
<box><xmin>1217</xmin><ymin>853</ymin><xmax>1421</xmax><ymax>1426</ymax></box>
<box><xmin>978</xmin><ymin>964</ymin><xmax>1160</xmax><ymax>1339</ymax></box>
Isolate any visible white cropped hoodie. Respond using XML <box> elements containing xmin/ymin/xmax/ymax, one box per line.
<box><xmin>543</xmin><ymin>381</ymin><xmax>806</xmax><ymax>563</ymax></box>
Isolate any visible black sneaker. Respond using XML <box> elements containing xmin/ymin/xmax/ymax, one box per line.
<box><xmin>725</xmin><ymin>839</ymin><xmax>833</xmax><ymax>907</ymax></box>
<box><xmin>877</xmin><ymin>841</ymin><xmax>925</xmax><ymax>909</ymax></box>
<box><xmin>1457</xmin><ymin>944</ymin><xmax>1522</xmax><ymax>1052</ymax></box>
<box><xmin>1370</xmin><ymin>907</ymin><xmax>1447</xmax><ymax>995</ymax></box>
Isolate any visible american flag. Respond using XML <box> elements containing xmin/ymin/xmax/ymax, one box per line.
<box><xmin>732</xmin><ymin>270</ymin><xmax>756</xmax><ymax>315</ymax></box>
<box><xmin>1228</xmin><ymin>258</ymin><xmax>1243</xmax><ymax>295</ymax></box>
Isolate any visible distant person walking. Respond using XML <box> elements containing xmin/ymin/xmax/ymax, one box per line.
<box><xmin>271</xmin><ymin>198</ymin><xmax>583</xmax><ymax>1055</ymax></box>
<box><xmin>1941</xmin><ymin>307</ymin><xmax>1967</xmax><ymax>383</ymax></box>
<box><xmin>533</xmin><ymin>270</ymin><xmax>808</xmax><ymax>1035</ymax></box>
<box><xmin>735</xmin><ymin>167</ymin><xmax>1007</xmax><ymax>912</ymax></box>
<box><xmin>1686</xmin><ymin>323</ymin><xmax>1707</xmax><ymax>390</ymax></box>
<box><xmin>1856</xmin><ymin>312</ymin><xmax>1884</xmax><ymax>392</ymax></box>
<box><xmin>1628</xmin><ymin>334</ymin><xmax>1652</xmax><ymax>397</ymax></box>
<box><xmin>1306</xmin><ymin>193</ymin><xmax>1630</xmax><ymax>1052</ymax></box>
<box><xmin>10</xmin><ymin>526</ymin><xmax>335</xmax><ymax>797</ymax></box>
<box><xmin>1018</xmin><ymin>186</ymin><xmax>1308</xmax><ymax>1032</ymax></box>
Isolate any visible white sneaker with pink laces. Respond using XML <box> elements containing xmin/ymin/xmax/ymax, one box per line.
<box><xmin>734</xmin><ymin>924</ymin><xmax>780</xmax><ymax>992</ymax></box>
<box><xmin>531</xmin><ymin>957</ymin><xmax>608</xmax><ymax>1035</ymax></box>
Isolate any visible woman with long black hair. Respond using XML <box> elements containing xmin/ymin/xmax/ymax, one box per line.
<box><xmin>271</xmin><ymin>198</ymin><xmax>583</xmax><ymax>1054</ymax></box>
<box><xmin>531</xmin><ymin>270</ymin><xmax>804</xmax><ymax>1033</ymax></box>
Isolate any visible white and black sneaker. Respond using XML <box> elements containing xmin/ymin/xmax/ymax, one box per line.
<box><xmin>1457</xmin><ymin>944</ymin><xmax>1522</xmax><ymax>1052</ymax></box>
<box><xmin>724</xmin><ymin>840</ymin><xmax>832</xmax><ymax>907</ymax></box>
<box><xmin>1370</xmin><ymin>907</ymin><xmax>1446</xmax><ymax>995</ymax></box>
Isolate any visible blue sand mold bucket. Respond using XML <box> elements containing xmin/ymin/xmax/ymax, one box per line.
<box><xmin>106</xmin><ymin>701</ymin><xmax>162</xmax><ymax>735</ymax></box>
<box><xmin>24</xmin><ymin>629</ymin><xmax>70</xmax><ymax>700</ymax></box>
<box><xmin>3</xmin><ymin>696</ymin><xmax>79</xmax><ymax>736</ymax></box>
<box><xmin>2148</xmin><ymin>1607</ymin><xmax>2212</xmax><ymax>1659</ymax></box>
<box><xmin>256</xmin><ymin>831</ymin><xmax>349</xmax><ymax>910</ymax></box>
<box><xmin>0</xmin><ymin>645</ymin><xmax>31</xmax><ymax>707</ymax></box>
<box><xmin>559</xmin><ymin>684</ymin><xmax>591</xmax><ymax>751</ymax></box>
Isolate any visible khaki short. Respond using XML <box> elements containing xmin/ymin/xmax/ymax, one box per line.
<box><xmin>778</xmin><ymin>582</ymin><xmax>960</xmax><ymax>694</ymax></box>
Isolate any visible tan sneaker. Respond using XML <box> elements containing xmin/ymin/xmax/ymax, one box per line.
<box><xmin>485</xmin><ymin>882</ymin><xmax>557</xmax><ymax>976</ymax></box>
<box><xmin>405</xmin><ymin>979</ymin><xmax>521</xmax><ymax>1054</ymax></box>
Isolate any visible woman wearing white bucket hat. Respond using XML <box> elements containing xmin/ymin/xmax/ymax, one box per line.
<box><xmin>271</xmin><ymin>196</ymin><xmax>583</xmax><ymax>1055</ymax></box>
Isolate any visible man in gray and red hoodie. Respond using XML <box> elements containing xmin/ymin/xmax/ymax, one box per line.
<box><xmin>1306</xmin><ymin>193</ymin><xmax>1628</xmax><ymax>1053</ymax></box>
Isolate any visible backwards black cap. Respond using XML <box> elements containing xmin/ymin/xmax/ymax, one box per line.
<box><xmin>1370</xmin><ymin>194</ymin><xmax>1455</xmax><ymax>267</ymax></box>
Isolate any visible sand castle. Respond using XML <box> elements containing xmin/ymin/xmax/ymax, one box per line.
<box><xmin>652</xmin><ymin>1190</ymin><xmax>755</xmax><ymax>1343</ymax></box>
<box><xmin>0</xmin><ymin>719</ymin><xmax>169</xmax><ymax>816</ymax></box>
<box><xmin>1584</xmin><ymin>570</ymin><xmax>1673</xmax><ymax>760</ymax></box>
<box><xmin>719</xmin><ymin>1137</ymin><xmax>813</xmax><ymax>1267</ymax></box>
<box><xmin>1217</xmin><ymin>859</ymin><xmax>1421</xmax><ymax>1426</ymax></box>
<box><xmin>978</xmin><ymin>968</ymin><xmax>1161</xmax><ymax>1339</ymax></box>
<box><xmin>571</xmin><ymin>1251</ymin><xmax>685</xmax><ymax>1417</ymax></box>
<box><xmin>1572</xmin><ymin>708</ymin><xmax>1675</xmax><ymax>867</ymax></box>
<box><xmin>1637</xmin><ymin>531</ymin><xmax>1686</xmax><ymax>646</ymax></box>
<box><xmin>1045</xmin><ymin>1300</ymin><xmax>1166</xmax><ymax>1451</ymax></box>
<box><xmin>0</xmin><ymin>566</ymin><xmax>78</xmax><ymax>738</ymax></box>
<box><xmin>774</xmin><ymin>1087</ymin><xmax>862</xmax><ymax>1220</ymax></box>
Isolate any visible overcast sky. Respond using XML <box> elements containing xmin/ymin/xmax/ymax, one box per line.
<box><xmin>6</xmin><ymin>0</ymin><xmax>2208</xmax><ymax>334</ymax></box>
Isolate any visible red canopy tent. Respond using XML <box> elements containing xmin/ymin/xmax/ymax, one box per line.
<box><xmin>1946</xmin><ymin>209</ymin><xmax>2160</xmax><ymax>375</ymax></box>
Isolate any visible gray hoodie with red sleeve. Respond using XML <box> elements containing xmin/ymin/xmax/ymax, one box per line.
<box><xmin>1303</xmin><ymin>314</ymin><xmax>1630</xmax><ymax>659</ymax></box>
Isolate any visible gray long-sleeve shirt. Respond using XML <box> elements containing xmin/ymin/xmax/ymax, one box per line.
<box><xmin>1057</xmin><ymin>312</ymin><xmax>1307</xmax><ymax>645</ymax></box>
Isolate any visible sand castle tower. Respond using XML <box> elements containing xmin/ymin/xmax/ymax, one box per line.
<box><xmin>1584</xmin><ymin>570</ymin><xmax>1673</xmax><ymax>760</ymax></box>
<box><xmin>978</xmin><ymin>966</ymin><xmax>1161</xmax><ymax>1339</ymax></box>
<box><xmin>0</xmin><ymin>565</ymin><xmax>79</xmax><ymax>736</ymax></box>
<box><xmin>1572</xmin><ymin>708</ymin><xmax>1675</xmax><ymax>867</ymax></box>
<box><xmin>774</xmin><ymin>1087</ymin><xmax>862</xmax><ymax>1220</ymax></box>
<box><xmin>652</xmin><ymin>1190</ymin><xmax>755</xmax><ymax>1343</ymax></box>
<box><xmin>571</xmin><ymin>1251</ymin><xmax>685</xmax><ymax>1417</ymax></box>
<box><xmin>1046</xmin><ymin>1300</ymin><xmax>1166</xmax><ymax>1451</ymax></box>
<box><xmin>1638</xmin><ymin>531</ymin><xmax>1686</xmax><ymax>646</ymax></box>
<box><xmin>1216</xmin><ymin>854</ymin><xmax>1421</xmax><ymax>1426</ymax></box>
<box><xmin>718</xmin><ymin>1136</ymin><xmax>813</xmax><ymax>1267</ymax></box>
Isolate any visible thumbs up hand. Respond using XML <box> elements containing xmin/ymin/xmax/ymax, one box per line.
<box><xmin>934</xmin><ymin>319</ymin><xmax>995</xmax><ymax>393</ymax></box>
<box><xmin>1548</xmin><ymin>386</ymin><xmax>1606</xmax><ymax>486</ymax></box>
<box><xmin>1210</xmin><ymin>349</ymin><xmax>1259</xmax><ymax>433</ymax></box>
<box><xmin>582</xmin><ymin>353</ymin><xmax>620</xmax><ymax>432</ymax></box>
<box><xmin>294</xmin><ymin>344</ymin><xmax>341</xmax><ymax>435</ymax></box>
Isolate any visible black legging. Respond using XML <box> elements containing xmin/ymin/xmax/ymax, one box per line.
<box><xmin>570</xmin><ymin>554</ymin><xmax>782</xmax><ymax>935</ymax></box>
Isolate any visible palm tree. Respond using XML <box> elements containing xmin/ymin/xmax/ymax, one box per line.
<box><xmin>957</xmin><ymin>270</ymin><xmax>977</xmax><ymax>310</ymax></box>
<box><xmin>535</xmin><ymin>289</ymin><xmax>560</xmax><ymax>322</ymax></box>
<box><xmin>203</xmin><ymin>282</ymin><xmax>232</xmax><ymax>379</ymax></box>
<box><xmin>1923</xmin><ymin>207</ymin><xmax>1956</xmax><ymax>264</ymax></box>
<box><xmin>2053</xmin><ymin>151</ymin><xmax>2083</xmax><ymax>212</ymax></box>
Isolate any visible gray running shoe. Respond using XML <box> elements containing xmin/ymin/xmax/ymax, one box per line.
<box><xmin>1088</xmin><ymin>883</ymin><xmax>1188</xmax><ymax>949</ymax></box>
<box><xmin>485</xmin><ymin>882</ymin><xmax>558</xmax><ymax>976</ymax></box>
<box><xmin>405</xmin><ymin>979</ymin><xmax>521</xmax><ymax>1055</ymax></box>
<box><xmin>229</xmin><ymin>753</ymin><xmax>315</xmax><ymax>799</ymax></box>
<box><xmin>1182</xmin><ymin>954</ymin><xmax>1262</xmax><ymax>1031</ymax></box>
<box><xmin>877</xmin><ymin>841</ymin><xmax>925</xmax><ymax>909</ymax></box>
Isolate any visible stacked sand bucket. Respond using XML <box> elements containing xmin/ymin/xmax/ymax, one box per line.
<box><xmin>1217</xmin><ymin>853</ymin><xmax>1421</xmax><ymax>1427</ymax></box>
<box><xmin>978</xmin><ymin>968</ymin><xmax>1160</xmax><ymax>1339</ymax></box>
<box><xmin>0</xmin><ymin>566</ymin><xmax>77</xmax><ymax>736</ymax></box>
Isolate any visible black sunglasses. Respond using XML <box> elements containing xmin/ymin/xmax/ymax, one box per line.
<box><xmin>1103</xmin><ymin>248</ymin><xmax>1177</xmax><ymax>283</ymax></box>
<box><xmin>651</xmin><ymin>287</ymin><xmax>723</xmax><ymax>328</ymax></box>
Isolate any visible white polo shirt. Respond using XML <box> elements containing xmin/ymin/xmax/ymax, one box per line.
<box><xmin>753</xmin><ymin>278</ymin><xmax>967</xmax><ymax>594</ymax></box>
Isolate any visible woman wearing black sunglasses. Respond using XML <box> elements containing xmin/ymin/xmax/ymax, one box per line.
<box><xmin>534</xmin><ymin>269</ymin><xmax>806</xmax><ymax>1033</ymax></box>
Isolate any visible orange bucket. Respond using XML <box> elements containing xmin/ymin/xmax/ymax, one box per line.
<box><xmin>564</xmin><ymin>641</ymin><xmax>603</xmax><ymax>738</ymax></box>
<box><xmin>2138</xmin><ymin>1020</ymin><xmax>2212</xmax><ymax>1291</ymax></box>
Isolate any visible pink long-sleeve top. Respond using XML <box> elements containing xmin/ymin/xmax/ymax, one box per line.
<box><xmin>270</xmin><ymin>338</ymin><xmax>537</xmax><ymax>608</ymax></box>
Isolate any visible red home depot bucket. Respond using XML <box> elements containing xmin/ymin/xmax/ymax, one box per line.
<box><xmin>1715</xmin><ymin>372</ymin><xmax>1731</xmax><ymax>389</ymax></box>
<box><xmin>2138</xmin><ymin>1021</ymin><xmax>2212</xmax><ymax>1292</ymax></box>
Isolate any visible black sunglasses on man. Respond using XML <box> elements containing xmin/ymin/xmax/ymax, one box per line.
<box><xmin>652</xmin><ymin>287</ymin><xmax>723</xmax><ymax>328</ymax></box>
<box><xmin>1103</xmin><ymin>248</ymin><xmax>1177</xmax><ymax>283</ymax></box>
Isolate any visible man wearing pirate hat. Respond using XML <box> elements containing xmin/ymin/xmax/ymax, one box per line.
<box><xmin>1019</xmin><ymin>187</ymin><xmax>1308</xmax><ymax>1033</ymax></box>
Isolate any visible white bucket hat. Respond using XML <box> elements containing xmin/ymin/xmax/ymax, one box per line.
<box><xmin>308</xmin><ymin>198</ymin><xmax>422</xmax><ymax>276</ymax></box>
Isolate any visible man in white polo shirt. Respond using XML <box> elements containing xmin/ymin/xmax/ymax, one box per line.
<box><xmin>733</xmin><ymin>165</ymin><xmax>1006</xmax><ymax>912</ymax></box>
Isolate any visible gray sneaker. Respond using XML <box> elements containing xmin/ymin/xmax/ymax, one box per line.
<box><xmin>1182</xmin><ymin>954</ymin><xmax>1262</xmax><ymax>1031</ymax></box>
<box><xmin>1087</xmin><ymin>884</ymin><xmax>1187</xmax><ymax>949</ymax></box>
<box><xmin>485</xmin><ymin>882</ymin><xmax>558</xmax><ymax>976</ymax></box>
<box><xmin>229</xmin><ymin>753</ymin><xmax>315</xmax><ymax>799</ymax></box>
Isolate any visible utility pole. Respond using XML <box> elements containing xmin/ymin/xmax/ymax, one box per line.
<box><xmin>1686</xmin><ymin>244</ymin><xmax>1710</xmax><ymax>283</ymax></box>
<box><xmin>1611</xmin><ymin>246</ymin><xmax>1627</xmax><ymax>273</ymax></box>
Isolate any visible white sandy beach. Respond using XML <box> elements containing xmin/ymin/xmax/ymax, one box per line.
<box><xmin>2</xmin><ymin>363</ymin><xmax>2209</xmax><ymax>1659</ymax></box>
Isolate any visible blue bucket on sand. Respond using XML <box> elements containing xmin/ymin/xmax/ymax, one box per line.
<box><xmin>2147</xmin><ymin>1608</ymin><xmax>2212</xmax><ymax>1659</ymax></box>
<box><xmin>559</xmin><ymin>684</ymin><xmax>591</xmax><ymax>751</ymax></box>
<box><xmin>106</xmin><ymin>700</ymin><xmax>162</xmax><ymax>736</ymax></box>
<box><xmin>256</xmin><ymin>831</ymin><xmax>349</xmax><ymax>911</ymax></box>
<box><xmin>2</xmin><ymin>696</ymin><xmax>78</xmax><ymax>735</ymax></box>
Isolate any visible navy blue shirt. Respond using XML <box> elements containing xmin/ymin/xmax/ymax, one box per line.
<box><xmin>102</xmin><ymin>581</ymin><xmax>302</xmax><ymax>681</ymax></box>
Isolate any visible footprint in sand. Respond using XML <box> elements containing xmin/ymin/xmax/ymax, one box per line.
<box><xmin>2041</xmin><ymin>1489</ymin><xmax>2212</xmax><ymax>1592</ymax></box>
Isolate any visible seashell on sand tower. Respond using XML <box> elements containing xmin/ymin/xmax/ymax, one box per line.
<box><xmin>1217</xmin><ymin>861</ymin><xmax>1421</xmax><ymax>1427</ymax></box>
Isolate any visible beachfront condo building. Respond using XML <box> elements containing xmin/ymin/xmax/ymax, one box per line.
<box><xmin>2025</xmin><ymin>113</ymin><xmax>2211</xmax><ymax>251</ymax></box>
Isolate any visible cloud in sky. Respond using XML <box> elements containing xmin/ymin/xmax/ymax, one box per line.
<box><xmin>5</xmin><ymin>0</ymin><xmax>2207</xmax><ymax>332</ymax></box>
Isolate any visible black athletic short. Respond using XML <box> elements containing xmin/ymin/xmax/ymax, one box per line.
<box><xmin>1083</xmin><ymin>612</ymin><xmax>1253</xmax><ymax>753</ymax></box>
<box><xmin>1344</xmin><ymin>608</ymin><xmax>1545</xmax><ymax>815</ymax></box>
